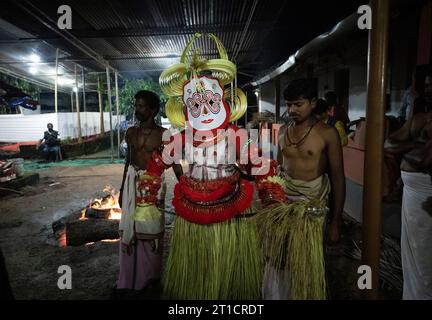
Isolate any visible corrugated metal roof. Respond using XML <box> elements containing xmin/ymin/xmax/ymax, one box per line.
<box><xmin>0</xmin><ymin>0</ymin><xmax>368</xmax><ymax>90</ymax></box>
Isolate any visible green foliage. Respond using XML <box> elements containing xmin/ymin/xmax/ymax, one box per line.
<box><xmin>60</xmin><ymin>137</ymin><xmax>72</xmax><ymax>145</ymax></box>
<box><xmin>118</xmin><ymin>79</ymin><xmax>167</xmax><ymax>116</ymax></box>
<box><xmin>0</xmin><ymin>74</ymin><xmax>41</xmax><ymax>99</ymax></box>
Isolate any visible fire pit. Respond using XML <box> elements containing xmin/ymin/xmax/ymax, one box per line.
<box><xmin>52</xmin><ymin>186</ymin><xmax>123</xmax><ymax>247</ymax></box>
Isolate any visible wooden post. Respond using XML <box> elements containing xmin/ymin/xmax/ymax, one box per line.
<box><xmin>115</xmin><ymin>72</ymin><xmax>120</xmax><ymax>159</ymax></box>
<box><xmin>361</xmin><ymin>0</ymin><xmax>390</xmax><ymax>300</ymax></box>
<box><xmin>275</xmin><ymin>77</ymin><xmax>281</xmax><ymax>122</ymax></box>
<box><xmin>54</xmin><ymin>48</ymin><xmax>59</xmax><ymax>113</ymax></box>
<box><xmin>74</xmin><ymin>64</ymin><xmax>82</xmax><ymax>143</ymax></box>
<box><xmin>97</xmin><ymin>76</ymin><xmax>105</xmax><ymax>136</ymax></box>
<box><xmin>106</xmin><ymin>66</ymin><xmax>114</xmax><ymax>163</ymax></box>
<box><xmin>82</xmin><ymin>67</ymin><xmax>87</xmax><ymax>137</ymax></box>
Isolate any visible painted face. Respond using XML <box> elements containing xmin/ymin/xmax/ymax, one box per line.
<box><xmin>183</xmin><ymin>76</ymin><xmax>229</xmax><ymax>131</ymax></box>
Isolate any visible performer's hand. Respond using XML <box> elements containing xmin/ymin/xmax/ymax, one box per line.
<box><xmin>326</xmin><ymin>220</ymin><xmax>341</xmax><ymax>245</ymax></box>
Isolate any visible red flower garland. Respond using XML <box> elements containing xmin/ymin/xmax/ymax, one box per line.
<box><xmin>172</xmin><ymin>179</ymin><xmax>254</xmax><ymax>225</ymax></box>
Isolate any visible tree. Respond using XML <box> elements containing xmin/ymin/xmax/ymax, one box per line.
<box><xmin>118</xmin><ymin>79</ymin><xmax>167</xmax><ymax>117</ymax></box>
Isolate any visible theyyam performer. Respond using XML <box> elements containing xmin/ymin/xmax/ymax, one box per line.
<box><xmin>145</xmin><ymin>33</ymin><xmax>283</xmax><ymax>299</ymax></box>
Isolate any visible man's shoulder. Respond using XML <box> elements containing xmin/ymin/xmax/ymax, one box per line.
<box><xmin>315</xmin><ymin>121</ymin><xmax>339</xmax><ymax>141</ymax></box>
<box><xmin>314</xmin><ymin>121</ymin><xmax>333</xmax><ymax>132</ymax></box>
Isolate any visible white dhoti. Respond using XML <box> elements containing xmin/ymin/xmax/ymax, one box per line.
<box><xmin>401</xmin><ymin>171</ymin><xmax>432</xmax><ymax>300</ymax></box>
<box><xmin>117</xmin><ymin>165</ymin><xmax>165</xmax><ymax>290</ymax></box>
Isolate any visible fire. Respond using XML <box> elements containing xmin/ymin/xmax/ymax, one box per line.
<box><xmin>101</xmin><ymin>239</ymin><xmax>120</xmax><ymax>243</ymax></box>
<box><xmin>81</xmin><ymin>185</ymin><xmax>122</xmax><ymax>220</ymax></box>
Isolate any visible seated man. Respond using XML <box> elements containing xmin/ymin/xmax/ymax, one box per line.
<box><xmin>38</xmin><ymin>123</ymin><xmax>61</xmax><ymax>162</ymax></box>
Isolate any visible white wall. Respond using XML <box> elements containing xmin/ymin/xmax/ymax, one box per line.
<box><xmin>259</xmin><ymin>80</ymin><xmax>276</xmax><ymax>114</ymax></box>
<box><xmin>0</xmin><ymin>112</ymin><xmax>123</xmax><ymax>142</ymax></box>
<box><xmin>348</xmin><ymin>61</ymin><xmax>368</xmax><ymax>121</ymax></box>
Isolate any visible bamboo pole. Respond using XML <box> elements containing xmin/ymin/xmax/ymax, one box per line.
<box><xmin>97</xmin><ymin>76</ymin><xmax>105</xmax><ymax>135</ymax></box>
<box><xmin>361</xmin><ymin>0</ymin><xmax>390</xmax><ymax>300</ymax></box>
<box><xmin>275</xmin><ymin>76</ymin><xmax>281</xmax><ymax>122</ymax></box>
<box><xmin>74</xmin><ymin>64</ymin><xmax>82</xmax><ymax>143</ymax></box>
<box><xmin>115</xmin><ymin>71</ymin><xmax>120</xmax><ymax>159</ymax></box>
<box><xmin>106</xmin><ymin>66</ymin><xmax>114</xmax><ymax>163</ymax></box>
<box><xmin>82</xmin><ymin>67</ymin><xmax>87</xmax><ymax>137</ymax></box>
<box><xmin>54</xmin><ymin>48</ymin><xmax>59</xmax><ymax>113</ymax></box>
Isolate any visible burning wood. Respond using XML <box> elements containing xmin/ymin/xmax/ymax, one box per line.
<box><xmin>66</xmin><ymin>219</ymin><xmax>119</xmax><ymax>246</ymax></box>
<box><xmin>80</xmin><ymin>185</ymin><xmax>122</xmax><ymax>220</ymax></box>
<box><xmin>56</xmin><ymin>185</ymin><xmax>124</xmax><ymax>247</ymax></box>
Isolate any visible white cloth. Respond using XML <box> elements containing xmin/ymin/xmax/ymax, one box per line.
<box><xmin>262</xmin><ymin>264</ymin><xmax>290</xmax><ymax>300</ymax></box>
<box><xmin>401</xmin><ymin>171</ymin><xmax>432</xmax><ymax>300</ymax></box>
<box><xmin>119</xmin><ymin>165</ymin><xmax>137</xmax><ymax>246</ymax></box>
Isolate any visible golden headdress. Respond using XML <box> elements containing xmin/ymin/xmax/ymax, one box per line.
<box><xmin>159</xmin><ymin>33</ymin><xmax>247</xmax><ymax>128</ymax></box>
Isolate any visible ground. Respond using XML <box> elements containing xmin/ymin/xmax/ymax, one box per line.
<box><xmin>0</xmin><ymin>163</ymin><xmax>123</xmax><ymax>299</ymax></box>
<box><xmin>0</xmin><ymin>154</ymin><xmax>402</xmax><ymax>300</ymax></box>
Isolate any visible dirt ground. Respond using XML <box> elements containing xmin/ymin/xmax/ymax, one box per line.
<box><xmin>0</xmin><ymin>162</ymin><xmax>402</xmax><ymax>300</ymax></box>
<box><xmin>0</xmin><ymin>164</ymin><xmax>125</xmax><ymax>299</ymax></box>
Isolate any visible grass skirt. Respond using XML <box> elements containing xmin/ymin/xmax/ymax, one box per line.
<box><xmin>254</xmin><ymin>199</ymin><xmax>327</xmax><ymax>300</ymax></box>
<box><xmin>163</xmin><ymin>213</ymin><xmax>262</xmax><ymax>300</ymax></box>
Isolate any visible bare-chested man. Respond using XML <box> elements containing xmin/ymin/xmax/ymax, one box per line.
<box><xmin>261</xmin><ymin>79</ymin><xmax>345</xmax><ymax>300</ymax></box>
<box><xmin>385</xmin><ymin>70</ymin><xmax>432</xmax><ymax>300</ymax></box>
<box><xmin>117</xmin><ymin>90</ymin><xmax>182</xmax><ymax>293</ymax></box>
<box><xmin>278</xmin><ymin>80</ymin><xmax>345</xmax><ymax>243</ymax></box>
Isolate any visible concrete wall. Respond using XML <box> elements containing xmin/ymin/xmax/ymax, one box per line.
<box><xmin>0</xmin><ymin>112</ymin><xmax>123</xmax><ymax>142</ymax></box>
<box><xmin>259</xmin><ymin>80</ymin><xmax>276</xmax><ymax>114</ymax></box>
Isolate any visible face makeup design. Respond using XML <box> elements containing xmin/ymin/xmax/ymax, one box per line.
<box><xmin>183</xmin><ymin>76</ymin><xmax>229</xmax><ymax>132</ymax></box>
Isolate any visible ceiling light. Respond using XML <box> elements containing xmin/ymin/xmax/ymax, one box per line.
<box><xmin>57</xmin><ymin>77</ymin><xmax>74</xmax><ymax>86</ymax></box>
<box><xmin>29</xmin><ymin>54</ymin><xmax>41</xmax><ymax>63</ymax></box>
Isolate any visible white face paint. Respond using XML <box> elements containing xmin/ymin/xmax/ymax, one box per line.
<box><xmin>183</xmin><ymin>76</ymin><xmax>229</xmax><ymax>131</ymax></box>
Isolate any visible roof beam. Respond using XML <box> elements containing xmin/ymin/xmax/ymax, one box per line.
<box><xmin>9</xmin><ymin>22</ymin><xmax>271</xmax><ymax>42</ymax></box>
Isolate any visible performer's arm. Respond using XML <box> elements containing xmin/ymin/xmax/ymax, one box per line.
<box><xmin>160</xmin><ymin>128</ymin><xmax>183</xmax><ymax>181</ymax></box>
<box><xmin>277</xmin><ymin>145</ymin><xmax>283</xmax><ymax>166</ymax></box>
<box><xmin>172</xmin><ymin>163</ymin><xmax>184</xmax><ymax>181</ymax></box>
<box><xmin>326</xmin><ymin>127</ymin><xmax>346</xmax><ymax>244</ymax></box>
<box><xmin>239</xmin><ymin>136</ymin><xmax>284</xmax><ymax>205</ymax></box>
<box><xmin>384</xmin><ymin>114</ymin><xmax>418</xmax><ymax>154</ymax></box>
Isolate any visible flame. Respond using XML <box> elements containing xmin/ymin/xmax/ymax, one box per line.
<box><xmin>79</xmin><ymin>208</ymin><xmax>87</xmax><ymax>220</ymax></box>
<box><xmin>83</xmin><ymin>185</ymin><xmax>122</xmax><ymax>220</ymax></box>
<box><xmin>59</xmin><ymin>232</ymin><xmax>67</xmax><ymax>248</ymax></box>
